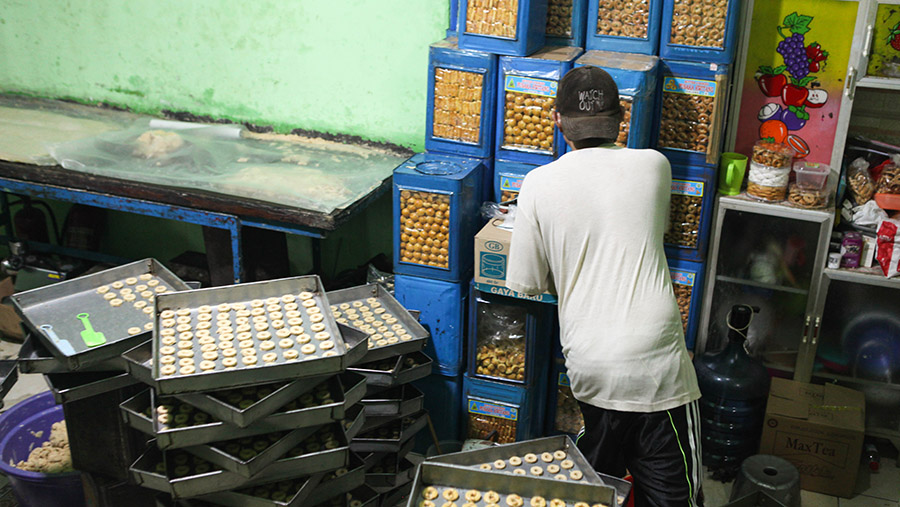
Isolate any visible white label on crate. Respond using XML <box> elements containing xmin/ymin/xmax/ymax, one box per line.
<box><xmin>663</xmin><ymin>77</ymin><xmax>717</xmax><ymax>97</ymax></box>
<box><xmin>505</xmin><ymin>75</ymin><xmax>558</xmax><ymax>98</ymax></box>
<box><xmin>670</xmin><ymin>269</ymin><xmax>696</xmax><ymax>287</ymax></box>
<box><xmin>468</xmin><ymin>399</ymin><xmax>519</xmax><ymax>421</ymax></box>
<box><xmin>671</xmin><ymin>179</ymin><xmax>704</xmax><ymax>197</ymax></box>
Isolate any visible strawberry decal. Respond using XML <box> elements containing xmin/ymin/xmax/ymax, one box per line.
<box><xmin>754</xmin><ymin>12</ymin><xmax>830</xmax><ymax>158</ymax></box>
<box><xmin>888</xmin><ymin>20</ymin><xmax>900</xmax><ymax>51</ymax></box>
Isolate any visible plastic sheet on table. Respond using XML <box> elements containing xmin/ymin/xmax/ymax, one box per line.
<box><xmin>45</xmin><ymin>120</ymin><xmax>407</xmax><ymax>214</ymax></box>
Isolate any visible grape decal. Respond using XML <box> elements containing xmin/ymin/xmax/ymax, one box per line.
<box><xmin>753</xmin><ymin>12</ymin><xmax>829</xmax><ymax>159</ymax></box>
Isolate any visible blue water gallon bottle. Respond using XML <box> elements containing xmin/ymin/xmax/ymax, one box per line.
<box><xmin>693</xmin><ymin>304</ymin><xmax>771</xmax><ymax>480</ymax></box>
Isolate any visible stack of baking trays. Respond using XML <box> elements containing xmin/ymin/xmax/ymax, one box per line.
<box><xmin>415</xmin><ymin>435</ymin><xmax>633</xmax><ymax>507</ymax></box>
<box><xmin>113</xmin><ymin>275</ymin><xmax>406</xmax><ymax>507</ymax></box>
<box><xmin>9</xmin><ymin>259</ymin><xmax>192</xmax><ymax>503</ymax></box>
<box><xmin>332</xmin><ymin>283</ymin><xmax>434</xmax><ymax>506</ymax></box>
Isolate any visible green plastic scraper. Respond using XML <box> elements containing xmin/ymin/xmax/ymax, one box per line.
<box><xmin>76</xmin><ymin>313</ymin><xmax>106</xmax><ymax>347</ymax></box>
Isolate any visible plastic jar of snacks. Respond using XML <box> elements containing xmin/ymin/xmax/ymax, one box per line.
<box><xmin>751</xmin><ymin>141</ymin><xmax>793</xmax><ymax>169</ymax></box>
<box><xmin>747</xmin><ymin>162</ymin><xmax>789</xmax><ymax>202</ymax></box>
<box><xmin>787</xmin><ymin>184</ymin><xmax>828</xmax><ymax>209</ymax></box>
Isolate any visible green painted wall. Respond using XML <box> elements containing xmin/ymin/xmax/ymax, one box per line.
<box><xmin>0</xmin><ymin>0</ymin><xmax>447</xmax><ymax>150</ymax></box>
<box><xmin>0</xmin><ymin>0</ymin><xmax>449</xmax><ymax>280</ymax></box>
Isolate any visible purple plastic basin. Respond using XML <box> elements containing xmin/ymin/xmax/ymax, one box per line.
<box><xmin>0</xmin><ymin>391</ymin><xmax>85</xmax><ymax>507</ymax></box>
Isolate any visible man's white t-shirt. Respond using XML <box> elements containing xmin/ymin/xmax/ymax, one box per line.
<box><xmin>506</xmin><ymin>146</ymin><xmax>700</xmax><ymax>413</ymax></box>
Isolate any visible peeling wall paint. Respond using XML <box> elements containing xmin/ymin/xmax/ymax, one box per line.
<box><xmin>0</xmin><ymin>0</ymin><xmax>448</xmax><ymax>150</ymax></box>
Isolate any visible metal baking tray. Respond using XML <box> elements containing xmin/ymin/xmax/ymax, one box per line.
<box><xmin>379</xmin><ymin>480</ymin><xmax>414</xmax><ymax>507</ymax></box>
<box><xmin>197</xmin><ymin>470</ymin><xmax>327</xmax><ymax>507</ymax></box>
<box><xmin>342</xmin><ymin>403</ymin><xmax>366</xmax><ymax>441</ymax></box>
<box><xmin>347</xmin><ymin>351</ymin><xmax>432</xmax><ymax>389</ymax></box>
<box><xmin>405</xmin><ymin>462</ymin><xmax>616</xmax><ymax>507</ymax></box>
<box><xmin>334</xmin><ymin>485</ymin><xmax>380</xmax><ymax>507</ymax></box>
<box><xmin>17</xmin><ymin>334</ymin><xmax>124</xmax><ymax>374</ymax></box>
<box><xmin>350</xmin><ymin>411</ymin><xmax>427</xmax><ymax>454</ymax></box>
<box><xmin>427</xmin><ymin>436</ymin><xmax>600</xmax><ymax>483</ymax></box>
<box><xmin>120</xmin><ymin>375</ymin><xmax>349</xmax><ymax>450</ymax></box>
<box><xmin>261</xmin><ymin>423</ymin><xmax>351</xmax><ymax>479</ymax></box>
<box><xmin>44</xmin><ymin>369</ymin><xmax>140</xmax><ymax>404</ymax></box>
<box><xmin>359</xmin><ymin>437</ymin><xmax>416</xmax><ymax>473</ymax></box>
<box><xmin>131</xmin><ymin>426</ymin><xmax>351</xmax><ymax>499</ymax></box>
<box><xmin>184</xmin><ymin>426</ymin><xmax>313</xmax><ymax>478</ymax></box>
<box><xmin>11</xmin><ymin>259</ymin><xmax>189</xmax><ymax>370</ymax></box>
<box><xmin>149</xmin><ymin>275</ymin><xmax>368</xmax><ymax>395</ymax></box>
<box><xmin>0</xmin><ymin>360</ymin><xmax>18</xmax><ymax>404</ymax></box>
<box><xmin>359</xmin><ymin>384</ymin><xmax>424</xmax><ymax>418</ymax></box>
<box><xmin>304</xmin><ymin>453</ymin><xmax>367</xmax><ymax>506</ymax></box>
<box><xmin>365</xmin><ymin>456</ymin><xmax>417</xmax><ymax>489</ymax></box>
<box><xmin>326</xmin><ymin>284</ymin><xmax>428</xmax><ymax>363</ymax></box>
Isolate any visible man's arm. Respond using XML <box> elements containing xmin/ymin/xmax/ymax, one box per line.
<box><xmin>506</xmin><ymin>179</ymin><xmax>554</xmax><ymax>295</ymax></box>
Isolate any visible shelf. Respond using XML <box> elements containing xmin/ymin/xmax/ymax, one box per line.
<box><xmin>857</xmin><ymin>76</ymin><xmax>900</xmax><ymax>91</ymax></box>
<box><xmin>715</xmin><ymin>275</ymin><xmax>810</xmax><ymax>296</ymax></box>
<box><xmin>824</xmin><ymin>268</ymin><xmax>900</xmax><ymax>289</ymax></box>
<box><xmin>718</xmin><ymin>194</ymin><xmax>834</xmax><ymax>222</ymax></box>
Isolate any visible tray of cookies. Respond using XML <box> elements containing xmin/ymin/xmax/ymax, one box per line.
<box><xmin>381</xmin><ymin>480</ymin><xmax>415</xmax><ymax>507</ymax></box>
<box><xmin>11</xmin><ymin>258</ymin><xmax>189</xmax><ymax>371</ymax></box>
<box><xmin>149</xmin><ymin>275</ymin><xmax>368</xmax><ymax>395</ymax></box>
<box><xmin>347</xmin><ymin>351</ymin><xmax>433</xmax><ymax>388</ymax></box>
<box><xmin>131</xmin><ymin>443</ymin><xmax>333</xmax><ymax>499</ymax></box>
<box><xmin>44</xmin><ymin>369</ymin><xmax>140</xmax><ymax>404</ymax></box>
<box><xmin>327</xmin><ymin>283</ymin><xmax>429</xmax><ymax>363</ymax></box>
<box><xmin>17</xmin><ymin>333</ymin><xmax>124</xmax><ymax>374</ymax></box>
<box><xmin>304</xmin><ymin>453</ymin><xmax>367</xmax><ymax>506</ymax></box>
<box><xmin>119</xmin><ymin>376</ymin><xmax>350</xmax><ymax>450</ymax></box>
<box><xmin>350</xmin><ymin>411</ymin><xmax>428</xmax><ymax>454</ymax></box>
<box><xmin>407</xmin><ymin>462</ymin><xmax>616</xmax><ymax>507</ymax></box>
<box><xmin>364</xmin><ymin>454</ymin><xmax>417</xmax><ymax>488</ymax></box>
<box><xmin>342</xmin><ymin>403</ymin><xmax>367</xmax><ymax>441</ymax></box>
<box><xmin>263</xmin><ymin>423</ymin><xmax>351</xmax><ymax>479</ymax></box>
<box><xmin>198</xmin><ymin>472</ymin><xmax>326</xmax><ymax>507</ymax></box>
<box><xmin>426</xmin><ymin>436</ymin><xmax>598</xmax><ymax>483</ymax></box>
<box><xmin>359</xmin><ymin>384</ymin><xmax>425</xmax><ymax>418</ymax></box>
<box><xmin>187</xmin><ymin>427</ymin><xmax>315</xmax><ymax>478</ymax></box>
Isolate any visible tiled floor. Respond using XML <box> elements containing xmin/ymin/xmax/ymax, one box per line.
<box><xmin>702</xmin><ymin>458</ymin><xmax>900</xmax><ymax>506</ymax></box>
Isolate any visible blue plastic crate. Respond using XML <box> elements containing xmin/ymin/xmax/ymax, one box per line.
<box><xmin>467</xmin><ymin>283</ymin><xmax>553</xmax><ymax>387</ymax></box>
<box><xmin>659</xmin><ymin>0</ymin><xmax>740</xmax><ymax>64</ymax></box>
<box><xmin>394</xmin><ymin>274</ymin><xmax>469</xmax><ymax>375</ymax></box>
<box><xmin>426</xmin><ymin>38</ymin><xmax>499</xmax><ymax>159</ymax></box>
<box><xmin>495</xmin><ymin>46</ymin><xmax>583</xmax><ymax>166</ymax></box>
<box><xmin>448</xmin><ymin>0</ymin><xmax>460</xmax><ymax>37</ymax></box>
<box><xmin>586</xmin><ymin>0</ymin><xmax>663</xmax><ymax>55</ymax></box>
<box><xmin>665</xmin><ymin>164</ymin><xmax>717</xmax><ymax>262</ymax></box>
<box><xmin>427</xmin><ymin>150</ymin><xmax>494</xmax><ymax>205</ymax></box>
<box><xmin>458</xmin><ymin>0</ymin><xmax>549</xmax><ymax>56</ymax></box>
<box><xmin>575</xmin><ymin>50</ymin><xmax>658</xmax><ymax>149</ymax></box>
<box><xmin>412</xmin><ymin>372</ymin><xmax>463</xmax><ymax>453</ymax></box>
<box><xmin>463</xmin><ymin>374</ymin><xmax>546</xmax><ymax>444</ymax></box>
<box><xmin>393</xmin><ymin>153</ymin><xmax>485</xmax><ymax>282</ymax></box>
<box><xmin>653</xmin><ymin>59</ymin><xmax>730</xmax><ymax>167</ymax></box>
<box><xmin>546</xmin><ymin>360</ymin><xmax>584</xmax><ymax>437</ymax></box>
<box><xmin>666</xmin><ymin>257</ymin><xmax>706</xmax><ymax>350</ymax></box>
<box><xmin>546</xmin><ymin>0</ymin><xmax>588</xmax><ymax>47</ymax></box>
<box><xmin>493</xmin><ymin>159</ymin><xmax>538</xmax><ymax>202</ymax></box>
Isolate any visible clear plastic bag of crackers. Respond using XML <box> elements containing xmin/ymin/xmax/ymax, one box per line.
<box><xmin>847</xmin><ymin>157</ymin><xmax>876</xmax><ymax>204</ymax></box>
<box><xmin>874</xmin><ymin>154</ymin><xmax>900</xmax><ymax>195</ymax></box>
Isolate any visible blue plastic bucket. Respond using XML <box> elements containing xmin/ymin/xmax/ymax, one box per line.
<box><xmin>0</xmin><ymin>391</ymin><xmax>85</xmax><ymax>507</ymax></box>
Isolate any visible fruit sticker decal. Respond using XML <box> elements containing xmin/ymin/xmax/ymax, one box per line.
<box><xmin>867</xmin><ymin>4</ymin><xmax>900</xmax><ymax>78</ymax></box>
<box><xmin>735</xmin><ymin>0</ymin><xmax>856</xmax><ymax>166</ymax></box>
<box><xmin>754</xmin><ymin>12</ymin><xmax>829</xmax><ymax>159</ymax></box>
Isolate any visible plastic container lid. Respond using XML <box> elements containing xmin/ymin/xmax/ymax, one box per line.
<box><xmin>415</xmin><ymin>161</ymin><xmax>463</xmax><ymax>176</ymax></box>
<box><xmin>793</xmin><ymin>161</ymin><xmax>830</xmax><ymax>190</ymax></box>
<box><xmin>875</xmin><ymin>193</ymin><xmax>900</xmax><ymax>211</ymax></box>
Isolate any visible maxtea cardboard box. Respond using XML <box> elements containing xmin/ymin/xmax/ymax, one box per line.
<box><xmin>759</xmin><ymin>378</ymin><xmax>866</xmax><ymax>498</ymax></box>
<box><xmin>473</xmin><ymin>218</ymin><xmax>557</xmax><ymax>304</ymax></box>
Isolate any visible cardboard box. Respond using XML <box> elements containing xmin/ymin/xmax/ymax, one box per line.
<box><xmin>759</xmin><ymin>378</ymin><xmax>865</xmax><ymax>498</ymax></box>
<box><xmin>0</xmin><ymin>278</ymin><xmax>24</xmax><ymax>341</ymax></box>
<box><xmin>473</xmin><ymin>219</ymin><xmax>556</xmax><ymax>304</ymax></box>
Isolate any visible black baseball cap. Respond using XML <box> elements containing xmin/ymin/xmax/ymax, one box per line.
<box><xmin>556</xmin><ymin>66</ymin><xmax>622</xmax><ymax>142</ymax></box>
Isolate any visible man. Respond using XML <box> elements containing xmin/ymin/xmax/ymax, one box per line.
<box><xmin>506</xmin><ymin>66</ymin><xmax>703</xmax><ymax>506</ymax></box>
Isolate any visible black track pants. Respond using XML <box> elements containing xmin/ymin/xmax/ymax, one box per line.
<box><xmin>576</xmin><ymin>400</ymin><xmax>703</xmax><ymax>507</ymax></box>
